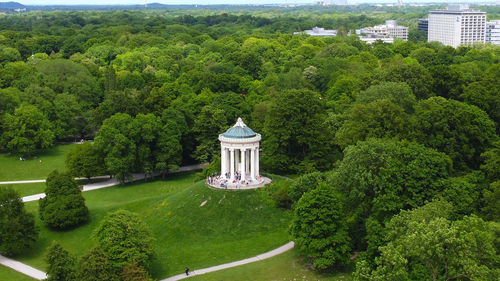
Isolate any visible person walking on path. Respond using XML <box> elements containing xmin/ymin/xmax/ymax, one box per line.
<box><xmin>185</xmin><ymin>267</ymin><xmax>189</xmax><ymax>276</ymax></box>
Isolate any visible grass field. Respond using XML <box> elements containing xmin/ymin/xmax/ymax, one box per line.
<box><xmin>0</xmin><ymin>265</ymin><xmax>37</xmax><ymax>281</ymax></box>
<box><xmin>0</xmin><ymin>144</ymin><xmax>76</xmax><ymax>181</ymax></box>
<box><xmin>17</xmin><ymin>172</ymin><xmax>291</xmax><ymax>279</ymax></box>
<box><xmin>190</xmin><ymin>249</ymin><xmax>353</xmax><ymax>281</ymax></box>
<box><xmin>3</xmin><ymin>183</ymin><xmax>46</xmax><ymax>197</ymax></box>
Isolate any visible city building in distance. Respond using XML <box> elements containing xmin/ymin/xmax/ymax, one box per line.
<box><xmin>293</xmin><ymin>27</ymin><xmax>337</xmax><ymax>37</ymax></box>
<box><xmin>418</xmin><ymin>18</ymin><xmax>429</xmax><ymax>34</ymax></box>
<box><xmin>357</xmin><ymin>34</ymin><xmax>395</xmax><ymax>44</ymax></box>
<box><xmin>487</xmin><ymin>20</ymin><xmax>500</xmax><ymax>45</ymax></box>
<box><xmin>428</xmin><ymin>4</ymin><xmax>486</xmax><ymax>48</ymax></box>
<box><xmin>356</xmin><ymin>20</ymin><xmax>408</xmax><ymax>41</ymax></box>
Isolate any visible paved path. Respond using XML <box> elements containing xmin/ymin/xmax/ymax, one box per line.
<box><xmin>0</xmin><ymin>255</ymin><xmax>47</xmax><ymax>280</ymax></box>
<box><xmin>0</xmin><ymin>180</ymin><xmax>46</xmax><ymax>185</ymax></box>
<box><xmin>161</xmin><ymin>241</ymin><xmax>295</xmax><ymax>281</ymax></box>
<box><xmin>20</xmin><ymin>163</ymin><xmax>207</xmax><ymax>202</ymax></box>
<box><xmin>1</xmin><ymin>241</ymin><xmax>294</xmax><ymax>281</ymax></box>
<box><xmin>1</xmin><ymin>163</ymin><xmax>294</xmax><ymax>280</ymax></box>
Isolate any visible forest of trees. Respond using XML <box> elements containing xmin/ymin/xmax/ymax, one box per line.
<box><xmin>0</xmin><ymin>6</ymin><xmax>498</xmax><ymax>280</ymax></box>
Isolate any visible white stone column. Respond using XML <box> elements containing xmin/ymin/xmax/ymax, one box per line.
<box><xmin>221</xmin><ymin>146</ymin><xmax>226</xmax><ymax>175</ymax></box>
<box><xmin>250</xmin><ymin>147</ymin><xmax>256</xmax><ymax>180</ymax></box>
<box><xmin>256</xmin><ymin>146</ymin><xmax>259</xmax><ymax>177</ymax></box>
<box><xmin>230</xmin><ymin>148</ymin><xmax>235</xmax><ymax>180</ymax></box>
<box><xmin>241</xmin><ymin>148</ymin><xmax>246</xmax><ymax>181</ymax></box>
<box><xmin>246</xmin><ymin>150</ymin><xmax>250</xmax><ymax>174</ymax></box>
<box><xmin>235</xmin><ymin>148</ymin><xmax>239</xmax><ymax>173</ymax></box>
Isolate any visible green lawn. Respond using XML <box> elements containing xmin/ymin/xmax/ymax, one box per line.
<box><xmin>0</xmin><ymin>144</ymin><xmax>76</xmax><ymax>181</ymax></box>
<box><xmin>190</xmin><ymin>249</ymin><xmax>353</xmax><ymax>281</ymax></box>
<box><xmin>17</xmin><ymin>172</ymin><xmax>291</xmax><ymax>279</ymax></box>
<box><xmin>3</xmin><ymin>183</ymin><xmax>46</xmax><ymax>197</ymax></box>
<box><xmin>0</xmin><ymin>265</ymin><xmax>37</xmax><ymax>281</ymax></box>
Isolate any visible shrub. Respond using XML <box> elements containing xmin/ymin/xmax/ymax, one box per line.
<box><xmin>39</xmin><ymin>170</ymin><xmax>89</xmax><ymax>229</ymax></box>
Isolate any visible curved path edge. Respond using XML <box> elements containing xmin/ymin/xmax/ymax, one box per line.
<box><xmin>160</xmin><ymin>241</ymin><xmax>295</xmax><ymax>281</ymax></box>
<box><xmin>0</xmin><ymin>241</ymin><xmax>294</xmax><ymax>281</ymax></box>
<box><xmin>16</xmin><ymin>163</ymin><xmax>208</xmax><ymax>202</ymax></box>
<box><xmin>0</xmin><ymin>255</ymin><xmax>47</xmax><ymax>280</ymax></box>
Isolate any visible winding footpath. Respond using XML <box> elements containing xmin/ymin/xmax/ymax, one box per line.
<box><xmin>0</xmin><ymin>163</ymin><xmax>295</xmax><ymax>280</ymax></box>
<box><xmin>0</xmin><ymin>164</ymin><xmax>208</xmax><ymax>202</ymax></box>
<box><xmin>160</xmin><ymin>242</ymin><xmax>295</xmax><ymax>281</ymax></box>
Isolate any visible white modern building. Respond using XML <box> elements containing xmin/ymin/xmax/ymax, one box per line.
<box><xmin>487</xmin><ymin>20</ymin><xmax>500</xmax><ymax>45</ymax></box>
<box><xmin>428</xmin><ymin>4</ymin><xmax>486</xmax><ymax>48</ymax></box>
<box><xmin>208</xmin><ymin>118</ymin><xmax>270</xmax><ymax>189</ymax></box>
<box><xmin>294</xmin><ymin>27</ymin><xmax>337</xmax><ymax>37</ymax></box>
<box><xmin>358</xmin><ymin>35</ymin><xmax>394</xmax><ymax>44</ymax></box>
<box><xmin>356</xmin><ymin>20</ymin><xmax>408</xmax><ymax>41</ymax></box>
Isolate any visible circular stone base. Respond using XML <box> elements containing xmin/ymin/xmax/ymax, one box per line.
<box><xmin>206</xmin><ymin>176</ymin><xmax>272</xmax><ymax>190</ymax></box>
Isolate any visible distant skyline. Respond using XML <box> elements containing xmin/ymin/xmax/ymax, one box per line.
<box><xmin>13</xmin><ymin>0</ymin><xmax>500</xmax><ymax>6</ymax></box>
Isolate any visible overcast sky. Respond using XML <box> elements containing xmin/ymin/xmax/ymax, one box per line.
<box><xmin>14</xmin><ymin>0</ymin><xmax>497</xmax><ymax>5</ymax></box>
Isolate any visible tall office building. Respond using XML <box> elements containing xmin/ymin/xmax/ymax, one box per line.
<box><xmin>487</xmin><ymin>20</ymin><xmax>500</xmax><ymax>45</ymax></box>
<box><xmin>418</xmin><ymin>18</ymin><xmax>428</xmax><ymax>33</ymax></box>
<box><xmin>428</xmin><ymin>4</ymin><xmax>486</xmax><ymax>48</ymax></box>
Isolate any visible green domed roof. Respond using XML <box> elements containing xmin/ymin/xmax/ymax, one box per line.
<box><xmin>222</xmin><ymin>118</ymin><xmax>257</xmax><ymax>139</ymax></box>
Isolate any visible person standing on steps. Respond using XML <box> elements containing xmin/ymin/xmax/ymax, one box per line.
<box><xmin>185</xmin><ymin>267</ymin><xmax>189</xmax><ymax>276</ymax></box>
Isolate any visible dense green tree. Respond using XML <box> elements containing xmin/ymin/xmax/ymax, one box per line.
<box><xmin>288</xmin><ymin>171</ymin><xmax>327</xmax><ymax>205</ymax></box>
<box><xmin>263</xmin><ymin>89</ymin><xmax>336</xmax><ymax>173</ymax></box>
<box><xmin>192</xmin><ymin>105</ymin><xmax>229</xmax><ymax>163</ymax></box>
<box><xmin>462</xmin><ymin>64</ymin><xmax>500</xmax><ymax>133</ymax></box>
<box><xmin>413</xmin><ymin>97</ymin><xmax>497</xmax><ymax>171</ymax></box>
<box><xmin>65</xmin><ymin>142</ymin><xmax>106</xmax><ymax>181</ymax></box>
<box><xmin>335</xmin><ymin>100</ymin><xmax>410</xmax><ymax>148</ymax></box>
<box><xmin>333</xmin><ymin>139</ymin><xmax>451</xmax><ymax>252</ymax></box>
<box><xmin>94</xmin><ymin>113</ymin><xmax>136</xmax><ymax>183</ymax></box>
<box><xmin>122</xmin><ymin>261</ymin><xmax>151</xmax><ymax>281</ymax></box>
<box><xmin>77</xmin><ymin>247</ymin><xmax>119</xmax><ymax>281</ymax></box>
<box><xmin>409</xmin><ymin>47</ymin><xmax>436</xmax><ymax>66</ymax></box>
<box><xmin>481</xmin><ymin>181</ymin><xmax>500</xmax><ymax>222</ymax></box>
<box><xmin>34</xmin><ymin>59</ymin><xmax>100</xmax><ymax>108</ymax></box>
<box><xmin>378</xmin><ymin>58</ymin><xmax>433</xmax><ymax>100</ymax></box>
<box><xmin>325</xmin><ymin>75</ymin><xmax>362</xmax><ymax>113</ymax></box>
<box><xmin>52</xmin><ymin>94</ymin><xmax>83</xmax><ymax>140</ymax></box>
<box><xmin>429</xmin><ymin>65</ymin><xmax>465</xmax><ymax>100</ymax></box>
<box><xmin>437</xmin><ymin>172</ymin><xmax>484</xmax><ymax>218</ymax></box>
<box><xmin>156</xmin><ymin>108</ymin><xmax>185</xmax><ymax>177</ymax></box>
<box><xmin>93</xmin><ymin>210</ymin><xmax>154</xmax><ymax>269</ymax></box>
<box><xmin>46</xmin><ymin>243</ymin><xmax>77</xmax><ymax>281</ymax></box>
<box><xmin>1</xmin><ymin>104</ymin><xmax>54</xmax><ymax>156</ymax></box>
<box><xmin>291</xmin><ymin>183</ymin><xmax>351</xmax><ymax>269</ymax></box>
<box><xmin>0</xmin><ymin>87</ymin><xmax>20</xmax><ymax>117</ymax></box>
<box><xmin>92</xmin><ymin>89</ymin><xmax>144</xmax><ymax>127</ymax></box>
<box><xmin>355</xmin><ymin>201</ymin><xmax>499</xmax><ymax>281</ymax></box>
<box><xmin>0</xmin><ymin>46</ymin><xmax>21</xmax><ymax>64</ymax></box>
<box><xmin>0</xmin><ymin>187</ymin><xmax>38</xmax><ymax>256</ymax></box>
<box><xmin>133</xmin><ymin>113</ymin><xmax>162</xmax><ymax>179</ymax></box>
<box><xmin>356</xmin><ymin>81</ymin><xmax>415</xmax><ymax>112</ymax></box>
<box><xmin>39</xmin><ymin>170</ymin><xmax>89</xmax><ymax>229</ymax></box>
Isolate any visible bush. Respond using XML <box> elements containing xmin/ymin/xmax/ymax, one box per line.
<box><xmin>0</xmin><ymin>187</ymin><xmax>38</xmax><ymax>256</ymax></box>
<box><xmin>288</xmin><ymin>171</ymin><xmax>326</xmax><ymax>205</ymax></box>
<box><xmin>46</xmin><ymin>243</ymin><xmax>76</xmax><ymax>281</ymax></box>
<box><xmin>93</xmin><ymin>210</ymin><xmax>154</xmax><ymax>270</ymax></box>
<box><xmin>291</xmin><ymin>183</ymin><xmax>351</xmax><ymax>269</ymax></box>
<box><xmin>39</xmin><ymin>170</ymin><xmax>89</xmax><ymax>229</ymax></box>
<box><xmin>77</xmin><ymin>247</ymin><xmax>119</xmax><ymax>281</ymax></box>
<box><xmin>122</xmin><ymin>261</ymin><xmax>151</xmax><ymax>281</ymax></box>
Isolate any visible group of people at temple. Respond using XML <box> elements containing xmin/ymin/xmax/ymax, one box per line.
<box><xmin>206</xmin><ymin>172</ymin><xmax>261</xmax><ymax>188</ymax></box>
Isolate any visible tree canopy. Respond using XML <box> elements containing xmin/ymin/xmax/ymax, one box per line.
<box><xmin>0</xmin><ymin>187</ymin><xmax>38</xmax><ymax>256</ymax></box>
<box><xmin>93</xmin><ymin>210</ymin><xmax>154</xmax><ymax>269</ymax></box>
